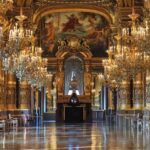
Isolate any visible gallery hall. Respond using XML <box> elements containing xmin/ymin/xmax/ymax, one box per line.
<box><xmin>0</xmin><ymin>0</ymin><xmax>150</xmax><ymax>149</ymax></box>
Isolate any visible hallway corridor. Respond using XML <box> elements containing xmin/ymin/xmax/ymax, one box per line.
<box><xmin>0</xmin><ymin>122</ymin><xmax>149</xmax><ymax>150</ymax></box>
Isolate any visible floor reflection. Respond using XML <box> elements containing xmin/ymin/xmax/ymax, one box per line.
<box><xmin>0</xmin><ymin>122</ymin><xmax>149</xmax><ymax>150</ymax></box>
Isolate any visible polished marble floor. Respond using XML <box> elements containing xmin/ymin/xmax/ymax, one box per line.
<box><xmin>0</xmin><ymin>122</ymin><xmax>149</xmax><ymax>150</ymax></box>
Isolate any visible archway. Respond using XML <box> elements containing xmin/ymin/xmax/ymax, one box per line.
<box><xmin>33</xmin><ymin>4</ymin><xmax>114</xmax><ymax>25</ymax></box>
<box><xmin>64</xmin><ymin>56</ymin><xmax>84</xmax><ymax>95</ymax></box>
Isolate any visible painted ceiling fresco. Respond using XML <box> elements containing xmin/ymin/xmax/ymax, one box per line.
<box><xmin>40</xmin><ymin>12</ymin><xmax>110</xmax><ymax>57</ymax></box>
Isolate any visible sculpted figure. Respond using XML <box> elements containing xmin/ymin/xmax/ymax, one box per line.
<box><xmin>84</xmin><ymin>73</ymin><xmax>91</xmax><ymax>92</ymax></box>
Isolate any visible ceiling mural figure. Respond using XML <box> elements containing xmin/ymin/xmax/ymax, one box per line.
<box><xmin>40</xmin><ymin>12</ymin><xmax>110</xmax><ymax>57</ymax></box>
<box><xmin>44</xmin><ymin>19</ymin><xmax>56</xmax><ymax>52</ymax></box>
<box><xmin>62</xmin><ymin>14</ymin><xmax>81</xmax><ymax>32</ymax></box>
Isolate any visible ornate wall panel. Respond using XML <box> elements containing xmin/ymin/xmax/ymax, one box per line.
<box><xmin>133</xmin><ymin>83</ymin><xmax>144</xmax><ymax>109</ymax></box>
<box><xmin>133</xmin><ymin>73</ymin><xmax>144</xmax><ymax>110</ymax></box>
<box><xmin>7</xmin><ymin>73</ymin><xmax>16</xmax><ymax>110</ymax></box>
<box><xmin>19</xmin><ymin>81</ymin><xmax>31</xmax><ymax>109</ymax></box>
<box><xmin>118</xmin><ymin>81</ymin><xmax>130</xmax><ymax>110</ymax></box>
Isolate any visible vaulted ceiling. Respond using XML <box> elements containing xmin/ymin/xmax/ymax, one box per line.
<box><xmin>9</xmin><ymin>0</ymin><xmax>145</xmax><ymax>59</ymax></box>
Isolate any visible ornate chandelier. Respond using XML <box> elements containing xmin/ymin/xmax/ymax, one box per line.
<box><xmin>9</xmin><ymin>8</ymin><xmax>33</xmax><ymax>51</ymax></box>
<box><xmin>0</xmin><ymin>6</ymin><xmax>33</xmax><ymax>71</ymax></box>
<box><xmin>101</xmin><ymin>5</ymin><xmax>150</xmax><ymax>88</ymax></box>
<box><xmin>12</xmin><ymin>43</ymin><xmax>50</xmax><ymax>88</ymax></box>
<box><xmin>0</xmin><ymin>0</ymin><xmax>51</xmax><ymax>89</ymax></box>
<box><xmin>0</xmin><ymin>0</ymin><xmax>14</xmax><ymax>71</ymax></box>
<box><xmin>114</xmin><ymin>7</ymin><xmax>150</xmax><ymax>79</ymax></box>
<box><xmin>101</xmin><ymin>48</ymin><xmax>124</xmax><ymax>89</ymax></box>
<box><xmin>13</xmin><ymin>49</ymin><xmax>31</xmax><ymax>80</ymax></box>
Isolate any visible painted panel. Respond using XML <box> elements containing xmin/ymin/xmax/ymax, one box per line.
<box><xmin>40</xmin><ymin>12</ymin><xmax>109</xmax><ymax>57</ymax></box>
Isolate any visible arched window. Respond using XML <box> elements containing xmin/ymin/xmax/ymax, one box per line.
<box><xmin>64</xmin><ymin>56</ymin><xmax>84</xmax><ymax>95</ymax></box>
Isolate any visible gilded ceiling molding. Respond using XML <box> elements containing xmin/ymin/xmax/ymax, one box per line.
<box><xmin>56</xmin><ymin>51</ymin><xmax>92</xmax><ymax>59</ymax></box>
<box><xmin>32</xmin><ymin>4</ymin><xmax>114</xmax><ymax>25</ymax></box>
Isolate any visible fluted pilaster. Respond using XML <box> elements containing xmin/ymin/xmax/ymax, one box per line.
<box><xmin>108</xmin><ymin>89</ymin><xmax>113</xmax><ymax>109</ymax></box>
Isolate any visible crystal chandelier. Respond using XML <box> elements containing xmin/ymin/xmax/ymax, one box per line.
<box><xmin>12</xmin><ymin>43</ymin><xmax>50</xmax><ymax>88</ymax></box>
<box><xmin>101</xmin><ymin>48</ymin><xmax>123</xmax><ymax>89</ymax></box>
<box><xmin>28</xmin><ymin>66</ymin><xmax>50</xmax><ymax>88</ymax></box>
<box><xmin>0</xmin><ymin>0</ymin><xmax>14</xmax><ymax>71</ymax></box>
<box><xmin>101</xmin><ymin>2</ymin><xmax>150</xmax><ymax>90</ymax></box>
<box><xmin>114</xmin><ymin>6</ymin><xmax>150</xmax><ymax>78</ymax></box>
<box><xmin>13</xmin><ymin>49</ymin><xmax>31</xmax><ymax>80</ymax></box>
<box><xmin>9</xmin><ymin>8</ymin><xmax>33</xmax><ymax>51</ymax></box>
<box><xmin>13</xmin><ymin>45</ymin><xmax>39</xmax><ymax>80</ymax></box>
<box><xmin>26</xmin><ymin>50</ymin><xmax>48</xmax><ymax>87</ymax></box>
<box><xmin>0</xmin><ymin>1</ymin><xmax>51</xmax><ymax>88</ymax></box>
<box><xmin>0</xmin><ymin>6</ymin><xmax>33</xmax><ymax>71</ymax></box>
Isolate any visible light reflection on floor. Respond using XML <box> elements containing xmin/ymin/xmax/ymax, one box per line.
<box><xmin>0</xmin><ymin>122</ymin><xmax>149</xmax><ymax>150</ymax></box>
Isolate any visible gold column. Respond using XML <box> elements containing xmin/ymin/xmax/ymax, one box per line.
<box><xmin>7</xmin><ymin>73</ymin><xmax>16</xmax><ymax>110</ymax></box>
<box><xmin>57</xmin><ymin>72</ymin><xmax>64</xmax><ymax>96</ymax></box>
<box><xmin>108</xmin><ymin>89</ymin><xmax>113</xmax><ymax>109</ymax></box>
<box><xmin>91</xmin><ymin>76</ymin><xmax>95</xmax><ymax>106</ymax></box>
<box><xmin>0</xmin><ymin>60</ymin><xmax>5</xmax><ymax>110</ymax></box>
<box><xmin>84</xmin><ymin>62</ymin><xmax>91</xmax><ymax>96</ymax></box>
<box><xmin>19</xmin><ymin>81</ymin><xmax>31</xmax><ymax>109</ymax></box>
<box><xmin>52</xmin><ymin>81</ymin><xmax>57</xmax><ymax>109</ymax></box>
<box><xmin>118</xmin><ymin>80</ymin><xmax>130</xmax><ymax>110</ymax></box>
<box><xmin>47</xmin><ymin>92</ymin><xmax>52</xmax><ymax>111</ymax></box>
<box><xmin>46</xmin><ymin>75</ymin><xmax>52</xmax><ymax>111</ymax></box>
<box><xmin>145</xmin><ymin>69</ymin><xmax>150</xmax><ymax>109</ymax></box>
<box><xmin>133</xmin><ymin>73</ymin><xmax>144</xmax><ymax>110</ymax></box>
<box><xmin>35</xmin><ymin>88</ymin><xmax>39</xmax><ymax>110</ymax></box>
<box><xmin>57</xmin><ymin>59</ymin><xmax>64</xmax><ymax>97</ymax></box>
